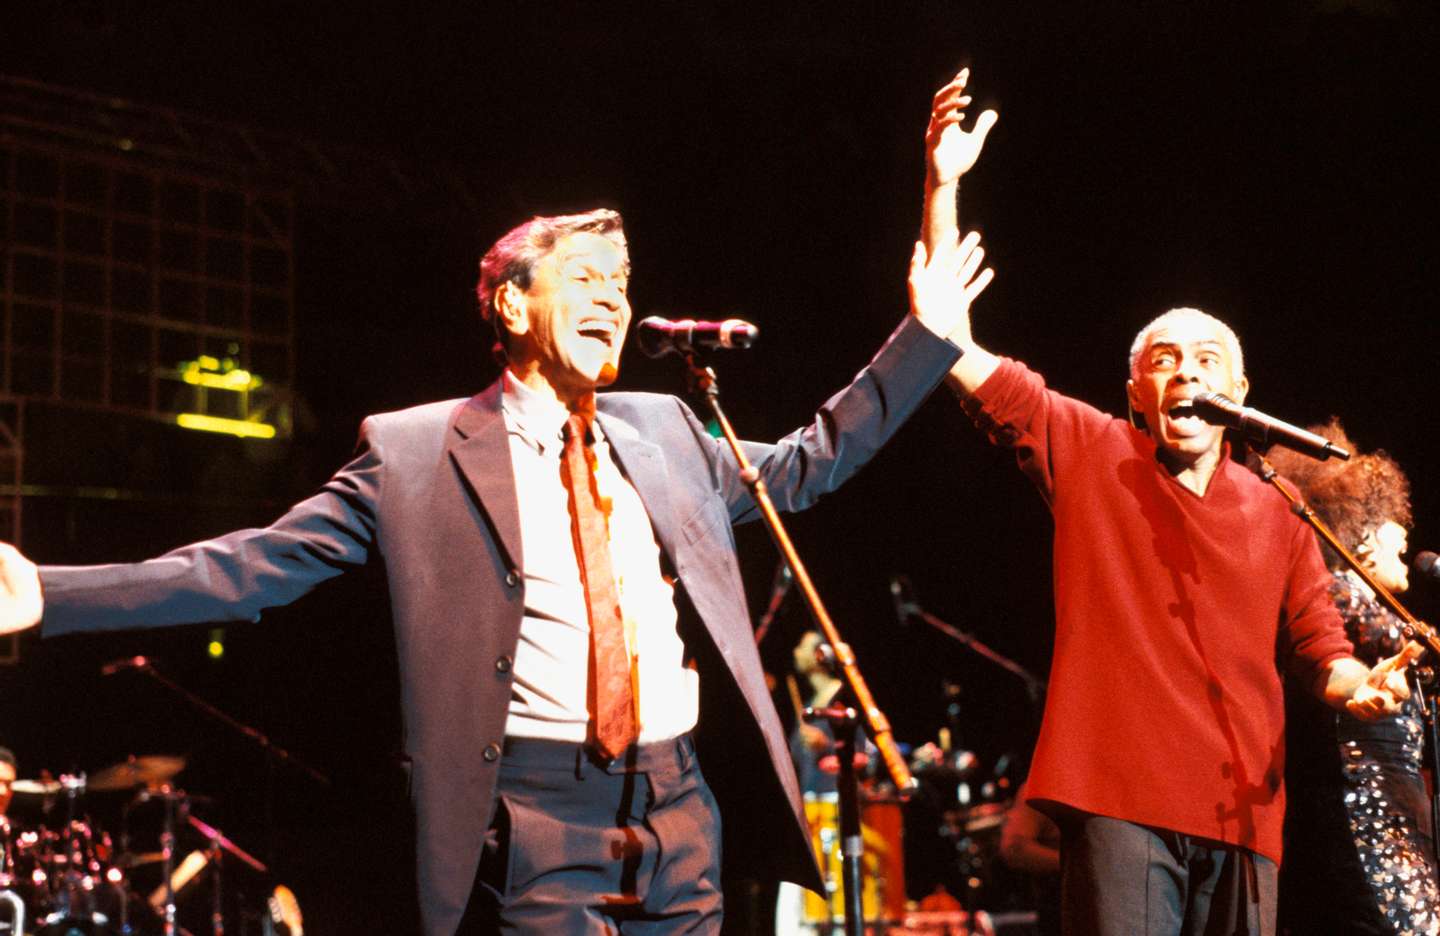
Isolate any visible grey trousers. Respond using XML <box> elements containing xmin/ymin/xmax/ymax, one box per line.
<box><xmin>462</xmin><ymin>734</ymin><xmax>724</xmax><ymax>935</ymax></box>
<box><xmin>1059</xmin><ymin>814</ymin><xmax>1277</xmax><ymax>936</ymax></box>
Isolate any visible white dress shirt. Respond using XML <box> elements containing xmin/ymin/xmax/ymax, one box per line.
<box><xmin>500</xmin><ymin>371</ymin><xmax>699</xmax><ymax>744</ymax></box>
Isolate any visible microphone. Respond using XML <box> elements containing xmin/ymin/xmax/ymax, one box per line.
<box><xmin>635</xmin><ymin>316</ymin><xmax>758</xmax><ymax>357</ymax></box>
<box><xmin>1190</xmin><ymin>392</ymin><xmax>1351</xmax><ymax>462</ymax></box>
<box><xmin>1413</xmin><ymin>551</ymin><xmax>1440</xmax><ymax>583</ymax></box>
<box><xmin>100</xmin><ymin>655</ymin><xmax>150</xmax><ymax>676</ymax></box>
<box><xmin>890</xmin><ymin>574</ymin><xmax>920</xmax><ymax>625</ymax></box>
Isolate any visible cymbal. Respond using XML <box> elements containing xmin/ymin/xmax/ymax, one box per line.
<box><xmin>10</xmin><ymin>778</ymin><xmax>62</xmax><ymax>796</ymax></box>
<box><xmin>89</xmin><ymin>755</ymin><xmax>187</xmax><ymax>792</ymax></box>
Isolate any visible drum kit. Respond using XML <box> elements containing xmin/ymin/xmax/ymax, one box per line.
<box><xmin>0</xmin><ymin>755</ymin><xmax>301</xmax><ymax>936</ymax></box>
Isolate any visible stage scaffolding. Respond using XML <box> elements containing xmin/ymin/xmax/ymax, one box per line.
<box><xmin>0</xmin><ymin>74</ymin><xmax>481</xmax><ymax>661</ymax></box>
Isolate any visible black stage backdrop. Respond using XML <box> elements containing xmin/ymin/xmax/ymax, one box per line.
<box><xmin>1</xmin><ymin>3</ymin><xmax>1438</xmax><ymax>932</ymax></box>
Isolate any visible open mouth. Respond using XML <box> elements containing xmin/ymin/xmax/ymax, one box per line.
<box><xmin>1163</xmin><ymin>398</ymin><xmax>1208</xmax><ymax>435</ymax></box>
<box><xmin>1167</xmin><ymin>399</ymin><xmax>1197</xmax><ymax>419</ymax></box>
<box><xmin>576</xmin><ymin>320</ymin><xmax>618</xmax><ymax>346</ymax></box>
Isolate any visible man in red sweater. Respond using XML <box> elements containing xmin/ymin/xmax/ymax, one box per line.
<box><xmin>914</xmin><ymin>69</ymin><xmax>1422</xmax><ymax>935</ymax></box>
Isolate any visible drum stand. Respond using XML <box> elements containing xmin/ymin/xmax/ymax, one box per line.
<box><xmin>142</xmin><ymin>785</ymin><xmax>188</xmax><ymax>936</ymax></box>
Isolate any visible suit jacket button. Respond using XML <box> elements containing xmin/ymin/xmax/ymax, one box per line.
<box><xmin>495</xmin><ymin>656</ymin><xmax>513</xmax><ymax>674</ymax></box>
<box><xmin>482</xmin><ymin>743</ymin><xmax>501</xmax><ymax>762</ymax></box>
<box><xmin>505</xmin><ymin>570</ymin><xmax>520</xmax><ymax>587</ymax></box>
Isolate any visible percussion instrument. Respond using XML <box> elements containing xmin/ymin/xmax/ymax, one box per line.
<box><xmin>0</xmin><ymin>756</ymin><xmax>301</xmax><ymax>936</ymax></box>
<box><xmin>801</xmin><ymin>791</ymin><xmax>907</xmax><ymax>927</ymax></box>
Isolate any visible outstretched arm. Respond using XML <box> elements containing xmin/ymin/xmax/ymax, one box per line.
<box><xmin>0</xmin><ymin>542</ymin><xmax>41</xmax><ymax>635</ymax></box>
<box><xmin>919</xmin><ymin>68</ymin><xmax>1001</xmax><ymax>394</ymax></box>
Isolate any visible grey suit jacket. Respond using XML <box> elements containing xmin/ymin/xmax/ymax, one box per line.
<box><xmin>41</xmin><ymin>315</ymin><xmax>959</xmax><ymax>935</ymax></box>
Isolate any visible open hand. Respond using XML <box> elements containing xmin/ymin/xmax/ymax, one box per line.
<box><xmin>907</xmin><ymin>230</ymin><xmax>995</xmax><ymax>344</ymax></box>
<box><xmin>0</xmin><ymin>542</ymin><xmax>42</xmax><ymax>634</ymax></box>
<box><xmin>1347</xmin><ymin>640</ymin><xmax>1424</xmax><ymax>720</ymax></box>
<box><xmin>927</xmin><ymin>68</ymin><xmax>999</xmax><ymax>188</ymax></box>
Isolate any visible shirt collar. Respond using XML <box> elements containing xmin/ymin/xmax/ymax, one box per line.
<box><xmin>501</xmin><ymin>370</ymin><xmax>604</xmax><ymax>454</ymax></box>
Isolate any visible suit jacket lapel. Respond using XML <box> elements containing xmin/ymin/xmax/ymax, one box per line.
<box><xmin>449</xmin><ymin>381</ymin><xmax>524</xmax><ymax>573</ymax></box>
<box><xmin>596</xmin><ymin>408</ymin><xmax>680</xmax><ymax>561</ymax></box>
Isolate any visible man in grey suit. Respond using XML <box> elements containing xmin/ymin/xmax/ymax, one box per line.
<box><xmin>0</xmin><ymin>186</ymin><xmax>993</xmax><ymax>932</ymax></box>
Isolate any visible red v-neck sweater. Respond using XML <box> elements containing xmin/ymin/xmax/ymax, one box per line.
<box><xmin>965</xmin><ymin>359</ymin><xmax>1352</xmax><ymax>863</ymax></box>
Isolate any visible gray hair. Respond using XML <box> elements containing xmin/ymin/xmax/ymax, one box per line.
<box><xmin>475</xmin><ymin>208</ymin><xmax>629</xmax><ymax>350</ymax></box>
<box><xmin>1128</xmin><ymin>307</ymin><xmax>1244</xmax><ymax>380</ymax></box>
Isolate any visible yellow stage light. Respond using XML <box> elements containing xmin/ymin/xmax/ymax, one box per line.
<box><xmin>175</xmin><ymin>413</ymin><xmax>277</xmax><ymax>439</ymax></box>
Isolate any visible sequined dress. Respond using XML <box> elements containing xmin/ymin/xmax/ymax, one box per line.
<box><xmin>1280</xmin><ymin>571</ymin><xmax>1440</xmax><ymax>936</ymax></box>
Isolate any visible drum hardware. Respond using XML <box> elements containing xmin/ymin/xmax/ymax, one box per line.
<box><xmin>128</xmin><ymin>802</ymin><xmax>286</xmax><ymax>936</ymax></box>
<box><xmin>10</xmin><ymin>779</ymin><xmax>63</xmax><ymax>798</ymax></box>
<box><xmin>0</xmin><ymin>814</ymin><xmax>21</xmax><ymax>936</ymax></box>
<box><xmin>8</xmin><ymin>774</ymin><xmax>131</xmax><ymax>936</ymax></box>
<box><xmin>185</xmin><ymin>815</ymin><xmax>266</xmax><ymax>876</ymax></box>
<box><xmin>95</xmin><ymin>654</ymin><xmax>326</xmax><ymax>934</ymax></box>
<box><xmin>128</xmin><ymin>784</ymin><xmax>191</xmax><ymax>936</ymax></box>
<box><xmin>101</xmin><ymin>655</ymin><xmax>329</xmax><ymax>895</ymax></box>
<box><xmin>89</xmin><ymin>756</ymin><xmax>188</xmax><ymax>794</ymax></box>
<box><xmin>1</xmin><ymin>752</ymin><xmax>299</xmax><ymax>936</ymax></box>
<box><xmin>0</xmin><ymin>888</ymin><xmax>23</xmax><ymax>936</ymax></box>
<box><xmin>117</xmin><ymin>851</ymin><xmax>167</xmax><ymax>869</ymax></box>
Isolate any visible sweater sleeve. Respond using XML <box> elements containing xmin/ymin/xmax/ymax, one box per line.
<box><xmin>1279</xmin><ymin>519</ymin><xmax>1356</xmax><ymax>684</ymax></box>
<box><xmin>960</xmin><ymin>358</ymin><xmax>1120</xmax><ymax>507</ymax></box>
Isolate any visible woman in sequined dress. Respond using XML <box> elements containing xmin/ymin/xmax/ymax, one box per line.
<box><xmin>1273</xmin><ymin>421</ymin><xmax>1439</xmax><ymax>936</ymax></box>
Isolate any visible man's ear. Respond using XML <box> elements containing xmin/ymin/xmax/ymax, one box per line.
<box><xmin>494</xmin><ymin>281</ymin><xmax>529</xmax><ymax>338</ymax></box>
<box><xmin>1125</xmin><ymin>379</ymin><xmax>1147</xmax><ymax>432</ymax></box>
<box><xmin>1231</xmin><ymin>375</ymin><xmax>1250</xmax><ymax>406</ymax></box>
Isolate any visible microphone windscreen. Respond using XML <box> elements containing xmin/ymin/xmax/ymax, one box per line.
<box><xmin>1413</xmin><ymin>551</ymin><xmax>1440</xmax><ymax>579</ymax></box>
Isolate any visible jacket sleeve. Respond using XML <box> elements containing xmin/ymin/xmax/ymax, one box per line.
<box><xmin>676</xmin><ymin>315</ymin><xmax>960</xmax><ymax>524</ymax></box>
<box><xmin>39</xmin><ymin>418</ymin><xmax>385</xmax><ymax>637</ymax></box>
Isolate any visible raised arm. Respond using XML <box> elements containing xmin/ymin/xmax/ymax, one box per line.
<box><xmin>920</xmin><ymin>68</ymin><xmax>1001</xmax><ymax>394</ymax></box>
<box><xmin>922</xmin><ymin>68</ymin><xmax>998</xmax><ymax>257</ymax></box>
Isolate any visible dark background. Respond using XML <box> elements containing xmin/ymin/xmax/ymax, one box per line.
<box><xmin>2</xmin><ymin>1</ymin><xmax>1438</xmax><ymax>931</ymax></box>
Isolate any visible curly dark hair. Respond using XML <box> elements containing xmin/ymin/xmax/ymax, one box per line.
<box><xmin>1265</xmin><ymin>418</ymin><xmax>1412</xmax><ymax>570</ymax></box>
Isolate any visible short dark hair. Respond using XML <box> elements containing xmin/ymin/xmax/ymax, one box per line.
<box><xmin>0</xmin><ymin>746</ymin><xmax>15</xmax><ymax>769</ymax></box>
<box><xmin>475</xmin><ymin>209</ymin><xmax>628</xmax><ymax>358</ymax></box>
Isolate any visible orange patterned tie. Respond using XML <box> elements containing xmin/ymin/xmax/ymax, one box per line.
<box><xmin>562</xmin><ymin>412</ymin><xmax>637</xmax><ymax>759</ymax></box>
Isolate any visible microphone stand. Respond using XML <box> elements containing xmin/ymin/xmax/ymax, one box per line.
<box><xmin>1251</xmin><ymin>453</ymin><xmax>1440</xmax><ymax>872</ymax></box>
<box><xmin>1416</xmin><ymin>674</ymin><xmax>1440</xmax><ymax>874</ymax></box>
<box><xmin>678</xmin><ymin>352</ymin><xmax>915</xmax><ymax>795</ymax></box>
<box><xmin>905</xmin><ymin>601</ymin><xmax>1046</xmax><ymax>712</ymax></box>
<box><xmin>675</xmin><ymin>351</ymin><xmax>915</xmax><ymax>936</ymax></box>
<box><xmin>117</xmin><ymin>659</ymin><xmax>330</xmax><ymax>870</ymax></box>
<box><xmin>1250</xmin><ymin>455</ymin><xmax>1440</xmax><ymax>657</ymax></box>
<box><xmin>807</xmin><ymin>704</ymin><xmax>864</xmax><ymax>936</ymax></box>
<box><xmin>122</xmin><ymin>660</ymin><xmax>331</xmax><ymax>788</ymax></box>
